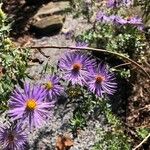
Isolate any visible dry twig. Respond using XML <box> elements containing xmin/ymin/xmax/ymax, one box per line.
<box><xmin>132</xmin><ymin>133</ymin><xmax>150</xmax><ymax>150</ymax></box>
<box><xmin>23</xmin><ymin>45</ymin><xmax>150</xmax><ymax>79</ymax></box>
<box><xmin>113</xmin><ymin>62</ymin><xmax>131</xmax><ymax>68</ymax></box>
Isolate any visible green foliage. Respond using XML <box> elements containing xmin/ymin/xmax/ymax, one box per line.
<box><xmin>67</xmin><ymin>86</ymin><xmax>131</xmax><ymax>149</ymax></box>
<box><xmin>0</xmin><ymin>5</ymin><xmax>29</xmax><ymax>112</ymax></box>
<box><xmin>78</xmin><ymin>23</ymin><xmax>148</xmax><ymax>60</ymax></box>
<box><xmin>68</xmin><ymin>86</ymin><xmax>104</xmax><ymax>135</ymax></box>
<box><xmin>68</xmin><ymin>88</ymin><xmax>93</xmax><ymax>133</ymax></box>
<box><xmin>105</xmin><ymin>109</ymin><xmax>121</xmax><ymax>127</ymax></box>
<box><xmin>93</xmin><ymin>104</ymin><xmax>131</xmax><ymax>150</ymax></box>
<box><xmin>111</xmin><ymin>68</ymin><xmax>131</xmax><ymax>78</ymax></box>
<box><xmin>70</xmin><ymin>0</ymin><xmax>94</xmax><ymax>21</ymax></box>
<box><xmin>93</xmin><ymin>129</ymin><xmax>131</xmax><ymax>150</ymax></box>
<box><xmin>136</xmin><ymin>127</ymin><xmax>150</xmax><ymax>139</ymax></box>
<box><xmin>69</xmin><ymin>111</ymin><xmax>86</xmax><ymax>131</ymax></box>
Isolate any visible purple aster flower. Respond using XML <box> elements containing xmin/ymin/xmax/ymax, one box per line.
<box><xmin>125</xmin><ymin>16</ymin><xmax>144</xmax><ymax>30</ymax></box>
<box><xmin>137</xmin><ymin>25</ymin><xmax>144</xmax><ymax>31</ymax></box>
<box><xmin>42</xmin><ymin>75</ymin><xmax>64</xmax><ymax>100</ymax></box>
<box><xmin>127</xmin><ymin>16</ymin><xmax>143</xmax><ymax>25</ymax></box>
<box><xmin>107</xmin><ymin>0</ymin><xmax>132</xmax><ymax>8</ymax></box>
<box><xmin>110</xmin><ymin>15</ymin><xmax>127</xmax><ymax>25</ymax></box>
<box><xmin>87</xmin><ymin>63</ymin><xmax>117</xmax><ymax>97</ymax></box>
<box><xmin>107</xmin><ymin>0</ymin><xmax>120</xmax><ymax>8</ymax></box>
<box><xmin>96</xmin><ymin>11</ymin><xmax>110</xmax><ymax>23</ymax></box>
<box><xmin>8</xmin><ymin>83</ymin><xmax>55</xmax><ymax>129</ymax></box>
<box><xmin>59</xmin><ymin>52</ymin><xmax>96</xmax><ymax>86</ymax></box>
<box><xmin>116</xmin><ymin>16</ymin><xmax>127</xmax><ymax>25</ymax></box>
<box><xmin>0</xmin><ymin>124</ymin><xmax>27</xmax><ymax>150</ymax></box>
<box><xmin>123</xmin><ymin>0</ymin><xmax>132</xmax><ymax>7</ymax></box>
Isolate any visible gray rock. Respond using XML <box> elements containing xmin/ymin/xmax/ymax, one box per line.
<box><xmin>30</xmin><ymin>1</ymin><xmax>70</xmax><ymax>35</ymax></box>
<box><xmin>31</xmin><ymin>15</ymin><xmax>65</xmax><ymax>36</ymax></box>
<box><xmin>20</xmin><ymin>13</ymin><xmax>102</xmax><ymax>150</ymax></box>
<box><xmin>28</xmin><ymin>101</ymin><xmax>107</xmax><ymax>150</ymax></box>
<box><xmin>33</xmin><ymin>1</ymin><xmax>70</xmax><ymax>19</ymax></box>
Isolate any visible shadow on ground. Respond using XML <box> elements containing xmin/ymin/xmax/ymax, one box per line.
<box><xmin>3</xmin><ymin>0</ymin><xmax>53</xmax><ymax>38</ymax></box>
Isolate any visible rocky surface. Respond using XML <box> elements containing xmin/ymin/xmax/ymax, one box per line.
<box><xmin>1</xmin><ymin>1</ymin><xmax>150</xmax><ymax>150</ymax></box>
<box><xmin>0</xmin><ymin>8</ymin><xmax>98</xmax><ymax>149</ymax></box>
<box><xmin>31</xmin><ymin>15</ymin><xmax>65</xmax><ymax>36</ymax></box>
<box><xmin>32</xmin><ymin>1</ymin><xmax>70</xmax><ymax>19</ymax></box>
<box><xmin>30</xmin><ymin>1</ymin><xmax>70</xmax><ymax>36</ymax></box>
<box><xmin>27</xmin><ymin>13</ymin><xmax>92</xmax><ymax>79</ymax></box>
<box><xmin>24</xmin><ymin>11</ymin><xmax>101</xmax><ymax>150</ymax></box>
<box><xmin>28</xmin><ymin>101</ymin><xmax>107</xmax><ymax>150</ymax></box>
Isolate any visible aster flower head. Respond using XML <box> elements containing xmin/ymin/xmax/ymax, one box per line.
<box><xmin>8</xmin><ymin>83</ymin><xmax>55</xmax><ymax>129</ymax></box>
<box><xmin>0</xmin><ymin>124</ymin><xmax>27</xmax><ymax>150</ymax></box>
<box><xmin>107</xmin><ymin>0</ymin><xmax>120</xmax><ymax>8</ymax></box>
<box><xmin>43</xmin><ymin>75</ymin><xmax>64</xmax><ymax>100</ymax></box>
<box><xmin>137</xmin><ymin>25</ymin><xmax>144</xmax><ymax>31</ymax></box>
<box><xmin>107</xmin><ymin>0</ymin><xmax>132</xmax><ymax>8</ymax></box>
<box><xmin>87</xmin><ymin>63</ymin><xmax>117</xmax><ymax>97</ymax></box>
<box><xmin>127</xmin><ymin>16</ymin><xmax>143</xmax><ymax>25</ymax></box>
<box><xmin>96</xmin><ymin>11</ymin><xmax>110</xmax><ymax>23</ymax></box>
<box><xmin>59</xmin><ymin>52</ymin><xmax>96</xmax><ymax>86</ymax></box>
<box><xmin>125</xmin><ymin>16</ymin><xmax>144</xmax><ymax>30</ymax></box>
<box><xmin>110</xmin><ymin>15</ymin><xmax>127</xmax><ymax>25</ymax></box>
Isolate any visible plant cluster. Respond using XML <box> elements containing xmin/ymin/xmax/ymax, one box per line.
<box><xmin>0</xmin><ymin>0</ymin><xmax>149</xmax><ymax>150</ymax></box>
<box><xmin>70</xmin><ymin>0</ymin><xmax>150</xmax><ymax>149</ymax></box>
<box><xmin>0</xmin><ymin>44</ymin><xmax>118</xmax><ymax>149</ymax></box>
<box><xmin>93</xmin><ymin>102</ymin><xmax>131</xmax><ymax>150</ymax></box>
<box><xmin>75</xmin><ymin>0</ymin><xmax>149</xmax><ymax>78</ymax></box>
<box><xmin>0</xmin><ymin>5</ymin><xmax>29</xmax><ymax>112</ymax></box>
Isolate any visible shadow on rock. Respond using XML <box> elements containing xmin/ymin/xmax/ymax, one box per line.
<box><xmin>3</xmin><ymin>0</ymin><xmax>66</xmax><ymax>38</ymax></box>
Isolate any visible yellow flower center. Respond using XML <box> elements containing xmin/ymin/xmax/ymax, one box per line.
<box><xmin>45</xmin><ymin>81</ymin><xmax>53</xmax><ymax>90</ymax></box>
<box><xmin>95</xmin><ymin>75</ymin><xmax>105</xmax><ymax>84</ymax></box>
<box><xmin>26</xmin><ymin>99</ymin><xmax>37</xmax><ymax>110</ymax></box>
<box><xmin>72</xmin><ymin>63</ymin><xmax>82</xmax><ymax>72</ymax></box>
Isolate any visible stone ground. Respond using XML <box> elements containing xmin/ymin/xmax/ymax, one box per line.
<box><xmin>27</xmin><ymin>13</ymin><xmax>92</xmax><ymax>79</ymax></box>
<box><xmin>28</xmin><ymin>100</ymin><xmax>107</xmax><ymax>150</ymax></box>
<box><xmin>10</xmin><ymin>12</ymin><xmax>109</xmax><ymax>150</ymax></box>
<box><xmin>25</xmin><ymin>13</ymin><xmax>108</xmax><ymax>150</ymax></box>
<box><xmin>0</xmin><ymin>11</ymin><xmax>108</xmax><ymax>149</ymax></box>
<box><xmin>1</xmin><ymin>1</ymin><xmax>110</xmax><ymax>149</ymax></box>
<box><xmin>1</xmin><ymin>1</ymin><xmax>150</xmax><ymax>150</ymax></box>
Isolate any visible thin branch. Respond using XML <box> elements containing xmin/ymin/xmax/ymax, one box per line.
<box><xmin>143</xmin><ymin>59</ymin><xmax>150</xmax><ymax>68</ymax></box>
<box><xmin>113</xmin><ymin>62</ymin><xmax>131</xmax><ymax>69</ymax></box>
<box><xmin>138</xmin><ymin>104</ymin><xmax>150</xmax><ymax>111</ymax></box>
<box><xmin>136</xmin><ymin>125</ymin><xmax>150</xmax><ymax>129</ymax></box>
<box><xmin>24</xmin><ymin>46</ymin><xmax>150</xmax><ymax>79</ymax></box>
<box><xmin>36</xmin><ymin>48</ymin><xmax>50</xmax><ymax>58</ymax></box>
<box><xmin>133</xmin><ymin>133</ymin><xmax>150</xmax><ymax>150</ymax></box>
